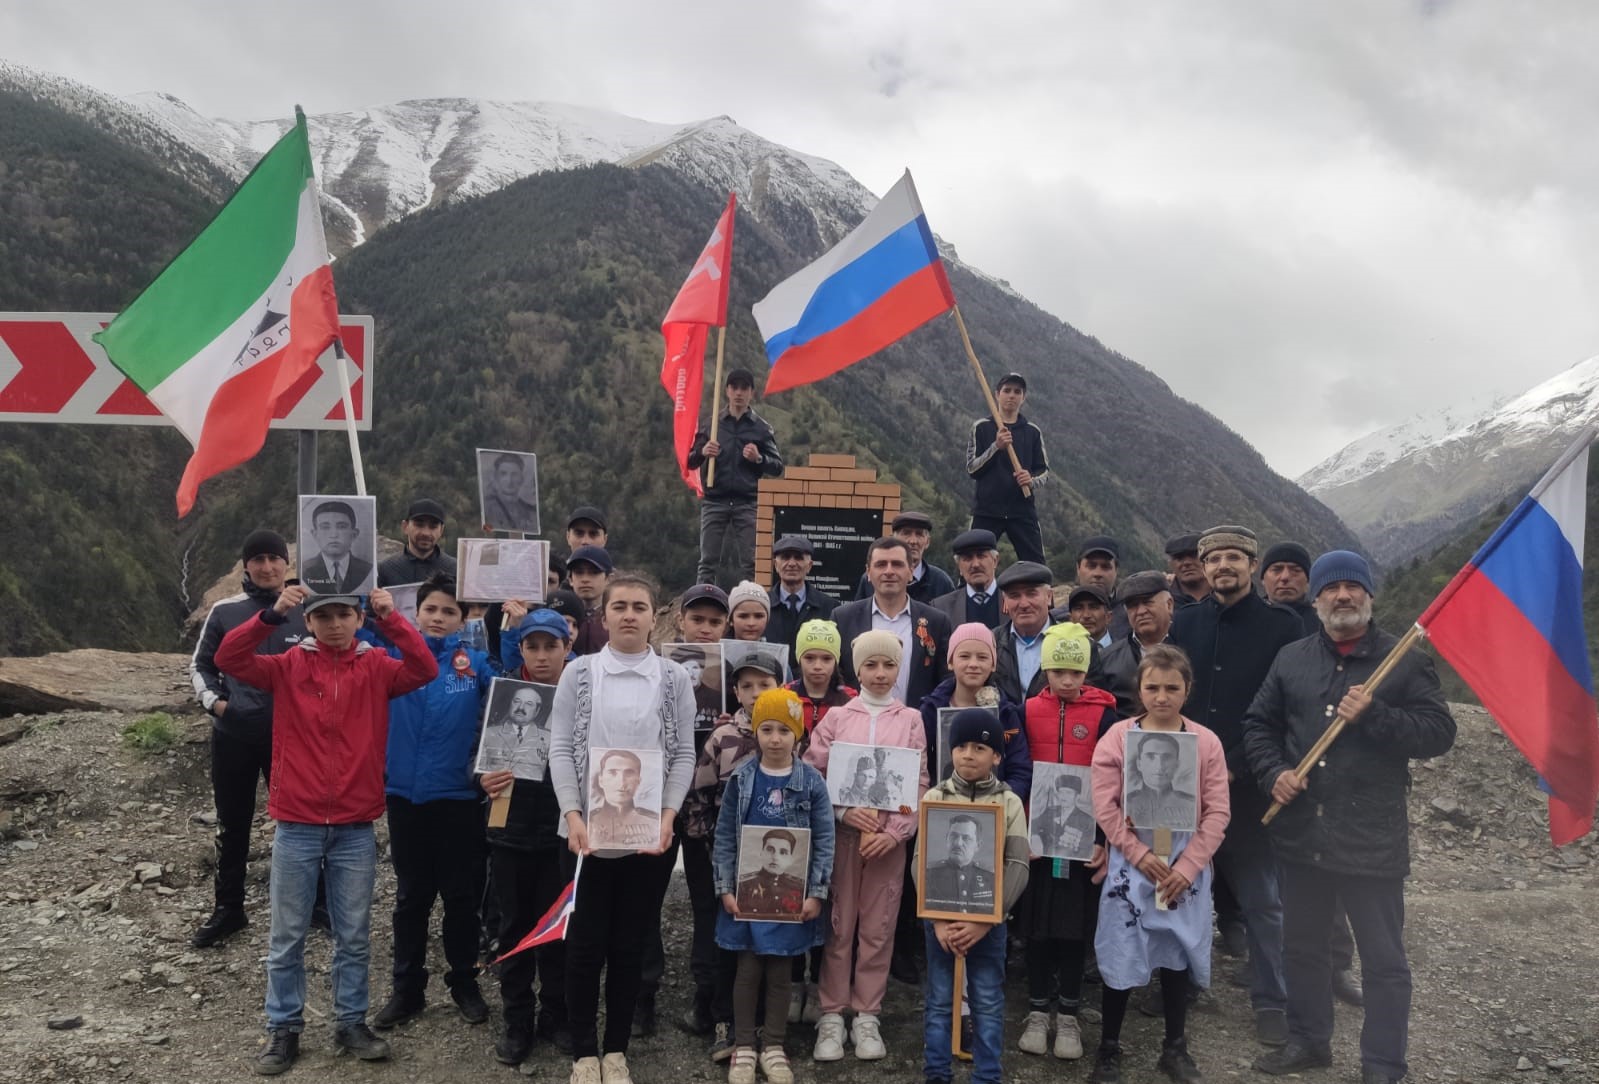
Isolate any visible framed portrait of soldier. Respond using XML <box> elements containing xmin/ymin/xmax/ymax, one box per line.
<box><xmin>721</xmin><ymin>639</ymin><xmax>790</xmax><ymax>714</ymax></box>
<box><xmin>664</xmin><ymin>642</ymin><xmax>723</xmax><ymax>735</ymax></box>
<box><xmin>916</xmin><ymin>800</ymin><xmax>1004</xmax><ymax>923</ymax></box>
<box><xmin>825</xmin><ymin>741</ymin><xmax>921</xmax><ymax>814</ymax></box>
<box><xmin>297</xmin><ymin>494</ymin><xmax>378</xmax><ymax>595</ymax></box>
<box><xmin>1029</xmin><ymin>762</ymin><xmax>1095</xmax><ymax>862</ymax></box>
<box><xmin>735</xmin><ymin>825</ymin><xmax>811</xmax><ymax>922</ymax></box>
<box><xmin>388</xmin><ymin>582</ymin><xmax>422</xmax><ymax>628</ymax></box>
<box><xmin>587</xmin><ymin>747</ymin><xmax>664</xmax><ymax>853</ymax></box>
<box><xmin>457</xmin><ymin>538</ymin><xmax>549</xmax><ymax>604</ymax></box>
<box><xmin>1122</xmin><ymin>729</ymin><xmax>1199</xmax><ymax>832</ymax></box>
<box><xmin>475</xmin><ymin>679</ymin><xmax>557</xmax><ymax>780</ymax></box>
<box><xmin>477</xmin><ymin>448</ymin><xmax>541</xmax><ymax>535</ymax></box>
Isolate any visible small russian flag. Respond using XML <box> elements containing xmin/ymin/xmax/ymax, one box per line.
<box><xmin>493</xmin><ymin>856</ymin><xmax>582</xmax><ymax>963</ymax></box>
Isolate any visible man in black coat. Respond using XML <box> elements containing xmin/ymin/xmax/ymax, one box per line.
<box><xmin>687</xmin><ymin>367</ymin><xmax>784</xmax><ymax>586</ymax></box>
<box><xmin>188</xmin><ymin>529</ymin><xmax>310</xmax><ymax>947</ymax></box>
<box><xmin>852</xmin><ymin>510</ymin><xmax>956</xmax><ymax>603</ymax></box>
<box><xmin>1244</xmin><ymin>551</ymin><xmax>1454</xmax><ymax>1084</ymax></box>
<box><xmin>993</xmin><ymin>561</ymin><xmax>1104</xmax><ymax>702</ymax></box>
<box><xmin>764</xmin><ymin>534</ymin><xmax>840</xmax><ymax>670</ymax></box>
<box><xmin>1166</xmin><ymin>532</ymin><xmax>1210</xmax><ymax>610</ymax></box>
<box><xmin>377</xmin><ymin>497</ymin><xmax>457</xmax><ymax>587</ymax></box>
<box><xmin>1097</xmin><ymin>570</ymin><xmax>1175</xmax><ymax>717</ymax></box>
<box><xmin>1260</xmin><ymin>541</ymin><xmax>1321</xmax><ymax>637</ymax></box>
<box><xmin>833</xmin><ymin>536</ymin><xmax>952</xmax><ymax>710</ymax></box>
<box><xmin>928</xmin><ymin>528</ymin><xmax>1003</xmax><ymax>630</ymax></box>
<box><xmin>1169</xmin><ymin>524</ymin><xmax>1304</xmax><ymax>1046</ymax></box>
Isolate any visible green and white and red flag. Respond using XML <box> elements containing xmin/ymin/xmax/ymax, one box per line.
<box><xmin>94</xmin><ymin>108</ymin><xmax>340</xmax><ymax>516</ymax></box>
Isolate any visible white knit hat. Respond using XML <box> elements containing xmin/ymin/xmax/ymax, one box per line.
<box><xmin>727</xmin><ymin>580</ymin><xmax>770</xmax><ymax>614</ymax></box>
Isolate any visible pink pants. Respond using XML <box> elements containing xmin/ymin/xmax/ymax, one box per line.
<box><xmin>818</xmin><ymin>825</ymin><xmax>906</xmax><ymax>1015</ymax></box>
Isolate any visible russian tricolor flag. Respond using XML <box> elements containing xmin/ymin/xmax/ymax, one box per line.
<box><xmin>1419</xmin><ymin>430</ymin><xmax>1599</xmax><ymax>844</ymax></box>
<box><xmin>493</xmin><ymin>857</ymin><xmax>581</xmax><ymax>963</ymax></box>
<box><xmin>753</xmin><ymin>171</ymin><xmax>955</xmax><ymax>394</ymax></box>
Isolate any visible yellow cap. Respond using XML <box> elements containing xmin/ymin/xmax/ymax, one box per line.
<box><xmin>1041</xmin><ymin>622</ymin><xmax>1093</xmax><ymax>672</ymax></box>
<box><xmin>751</xmin><ymin>688</ymin><xmax>805</xmax><ymax>741</ymax></box>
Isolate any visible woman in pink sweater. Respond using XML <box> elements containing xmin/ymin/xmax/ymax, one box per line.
<box><xmin>802</xmin><ymin>630</ymin><xmax>929</xmax><ymax>1065</ymax></box>
<box><xmin>1090</xmin><ymin>644</ymin><xmax>1230</xmax><ymax>1084</ymax></box>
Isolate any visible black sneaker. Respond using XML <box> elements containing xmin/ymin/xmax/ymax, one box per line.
<box><xmin>255</xmin><ymin>1028</ymin><xmax>299</xmax><ymax>1076</ymax></box>
<box><xmin>710</xmin><ymin>1021</ymin><xmax>734</xmax><ymax>1062</ymax></box>
<box><xmin>495</xmin><ymin>1028</ymin><xmax>534</xmax><ymax>1065</ymax></box>
<box><xmin>632</xmin><ymin>997</ymin><xmax>657</xmax><ymax>1038</ymax></box>
<box><xmin>1254</xmin><ymin>1008</ymin><xmax>1289</xmax><ymax>1047</ymax></box>
<box><xmin>678</xmin><ymin>991</ymin><xmax>713</xmax><ymax>1036</ymax></box>
<box><xmin>193</xmin><ymin>906</ymin><xmax>247</xmax><ymax>949</ymax></box>
<box><xmin>333</xmin><ymin>1021</ymin><xmax>391</xmax><ymax>1061</ymax></box>
<box><xmin>1157</xmin><ymin>1036</ymin><xmax>1203</xmax><ymax>1082</ymax></box>
<box><xmin>452</xmin><ymin>983</ymin><xmax>489</xmax><ymax>1025</ymax></box>
<box><xmin>1091</xmin><ymin>1042</ymin><xmax>1123</xmax><ymax>1084</ymax></box>
<box><xmin>1333</xmin><ymin>968</ymin><xmax>1365</xmax><ymax>1007</ymax></box>
<box><xmin>372</xmin><ymin>991</ymin><xmax>425</xmax><ymax>1030</ymax></box>
<box><xmin>1253</xmin><ymin>1041</ymin><xmax>1333</xmax><ymax>1075</ymax></box>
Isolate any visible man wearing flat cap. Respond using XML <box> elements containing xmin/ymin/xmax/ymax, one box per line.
<box><xmin>1260</xmin><ymin>541</ymin><xmax>1321</xmax><ymax>636</ymax></box>
<box><xmin>930</xmin><ymin>529</ymin><xmax>1003</xmax><ymax>629</ymax></box>
<box><xmin>766</xmin><ymin>534</ymin><xmax>841</xmax><ymax>670</ymax></box>
<box><xmin>1098</xmin><ymin>570</ymin><xmax>1175</xmax><ymax>717</ymax></box>
<box><xmin>994</xmin><ymin>561</ymin><xmax>1102</xmax><ymax>703</ymax></box>
<box><xmin>966</xmin><ymin>371</ymin><xmax>1051</xmax><ymax>564</ymax></box>
<box><xmin>1054</xmin><ymin>535</ymin><xmax>1131</xmax><ymax>642</ymax></box>
<box><xmin>1170</xmin><ymin>524</ymin><xmax>1304</xmax><ymax>1047</ymax></box>
<box><xmin>1244</xmin><ymin>550</ymin><xmax>1453</xmax><ymax>1084</ymax></box>
<box><xmin>1165</xmin><ymin>532</ymin><xmax>1210</xmax><ymax>610</ymax></box>
<box><xmin>852</xmin><ymin>511</ymin><xmax>956</xmax><ymax>603</ymax></box>
<box><xmin>378</xmin><ymin>498</ymin><xmax>457</xmax><ymax>587</ymax></box>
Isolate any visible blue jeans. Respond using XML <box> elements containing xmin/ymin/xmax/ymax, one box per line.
<box><xmin>1212</xmin><ymin>822</ymin><xmax>1286</xmax><ymax>1012</ymax></box>
<box><xmin>923</xmin><ymin>921</ymin><xmax>1006</xmax><ymax>1084</ymax></box>
<box><xmin>265</xmin><ymin>822</ymin><xmax>377</xmax><ymax>1030</ymax></box>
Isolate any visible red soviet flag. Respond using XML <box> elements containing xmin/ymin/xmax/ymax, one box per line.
<box><xmin>661</xmin><ymin>193</ymin><xmax>736</xmax><ymax>495</ymax></box>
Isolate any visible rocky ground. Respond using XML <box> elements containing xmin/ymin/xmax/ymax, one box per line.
<box><xmin>0</xmin><ymin>652</ymin><xmax>1595</xmax><ymax>1084</ymax></box>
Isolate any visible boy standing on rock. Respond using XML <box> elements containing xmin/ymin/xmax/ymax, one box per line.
<box><xmin>216</xmin><ymin>584</ymin><xmax>438</xmax><ymax>1076</ymax></box>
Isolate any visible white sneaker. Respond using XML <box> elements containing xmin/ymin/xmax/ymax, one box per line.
<box><xmin>1053</xmin><ymin>1013</ymin><xmax>1083</xmax><ymax>1060</ymax></box>
<box><xmin>759</xmin><ymin>1048</ymin><xmax>794</xmax><ymax>1084</ymax></box>
<box><xmin>600</xmin><ymin>1052</ymin><xmax>632</xmax><ymax>1084</ymax></box>
<box><xmin>788</xmin><ymin>984</ymin><xmax>804</xmax><ymax>1024</ymax></box>
<box><xmin>728</xmin><ymin>1046</ymin><xmax>757</xmax><ymax>1084</ymax></box>
<box><xmin>812</xmin><ymin>1013</ymin><xmax>846</xmax><ymax>1062</ymax></box>
<box><xmin>1018</xmin><ymin>1010</ymin><xmax>1051</xmax><ymax>1055</ymax></box>
<box><xmin>801</xmin><ymin>982</ymin><xmax>822</xmax><ymax>1026</ymax></box>
<box><xmin>570</xmin><ymin>1057</ymin><xmax>602</xmax><ymax>1084</ymax></box>
<box><xmin>851</xmin><ymin>1013</ymin><xmax>886</xmax><ymax>1060</ymax></box>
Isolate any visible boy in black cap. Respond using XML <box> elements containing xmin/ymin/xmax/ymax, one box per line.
<box><xmin>189</xmin><ymin>528</ymin><xmax>311</xmax><ymax>948</ymax></box>
<box><xmin>565</xmin><ymin>507</ymin><xmax>608</xmax><ymax>555</ymax></box>
<box><xmin>966</xmin><ymin>372</ymin><xmax>1050</xmax><ymax>565</ymax></box>
<box><xmin>378</xmin><ymin>498</ymin><xmax>457</xmax><ymax>587</ymax></box>
<box><xmin>687</xmin><ymin>367</ymin><xmax>784</xmax><ymax>586</ymax></box>
<box><xmin>566</xmin><ymin>546</ymin><xmax>614</xmax><ymax>656</ymax></box>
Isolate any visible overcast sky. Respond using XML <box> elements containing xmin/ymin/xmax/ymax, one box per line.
<box><xmin>6</xmin><ymin>0</ymin><xmax>1598</xmax><ymax>477</ymax></box>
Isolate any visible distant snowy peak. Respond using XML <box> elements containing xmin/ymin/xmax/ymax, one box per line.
<box><xmin>1297</xmin><ymin>396</ymin><xmax>1501</xmax><ymax>493</ymax></box>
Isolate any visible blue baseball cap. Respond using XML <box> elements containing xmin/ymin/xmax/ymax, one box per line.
<box><xmin>517</xmin><ymin>607</ymin><xmax>573</xmax><ymax>642</ymax></box>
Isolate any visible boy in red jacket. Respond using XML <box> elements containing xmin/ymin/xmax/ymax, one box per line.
<box><xmin>215</xmin><ymin>584</ymin><xmax>438</xmax><ymax>1076</ymax></box>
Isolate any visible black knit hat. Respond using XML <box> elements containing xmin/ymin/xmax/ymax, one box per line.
<box><xmin>241</xmin><ymin>529</ymin><xmax>289</xmax><ymax>562</ymax></box>
<box><xmin>1260</xmin><ymin>542</ymin><xmax>1312</xmax><ymax>575</ymax></box>
<box><xmin>948</xmin><ymin>708</ymin><xmax>1004</xmax><ymax>756</ymax></box>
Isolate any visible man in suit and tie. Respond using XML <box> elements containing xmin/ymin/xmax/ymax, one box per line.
<box><xmin>832</xmin><ymin>536</ymin><xmax>952</xmax><ymax>711</ymax></box>
<box><xmin>929</xmin><ymin>529</ymin><xmax>1002</xmax><ymax>631</ymax></box>
<box><xmin>765</xmin><ymin>534</ymin><xmax>841</xmax><ymax>670</ymax></box>
<box><xmin>301</xmin><ymin>500</ymin><xmax>374</xmax><ymax>594</ymax></box>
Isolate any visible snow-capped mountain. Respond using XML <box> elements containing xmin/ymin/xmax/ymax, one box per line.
<box><xmin>1301</xmin><ymin>355</ymin><xmax>1599</xmax><ymax>564</ymax></box>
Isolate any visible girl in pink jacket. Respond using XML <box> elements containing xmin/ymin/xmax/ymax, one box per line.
<box><xmin>802</xmin><ymin>630</ymin><xmax>929</xmax><ymax>1065</ymax></box>
<box><xmin>1090</xmin><ymin>644</ymin><xmax>1230</xmax><ymax>1084</ymax></box>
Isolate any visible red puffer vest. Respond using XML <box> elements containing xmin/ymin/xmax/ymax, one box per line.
<box><xmin>1024</xmin><ymin>685</ymin><xmax>1117</xmax><ymax>767</ymax></box>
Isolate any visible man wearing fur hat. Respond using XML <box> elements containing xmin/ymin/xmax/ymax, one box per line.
<box><xmin>1244</xmin><ymin>551</ymin><xmax>1454</xmax><ymax>1084</ymax></box>
<box><xmin>1169</xmin><ymin>524</ymin><xmax>1304</xmax><ymax>1048</ymax></box>
<box><xmin>188</xmin><ymin>529</ymin><xmax>309</xmax><ymax>948</ymax></box>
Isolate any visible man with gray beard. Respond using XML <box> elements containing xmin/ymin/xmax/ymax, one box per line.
<box><xmin>1243</xmin><ymin>551</ymin><xmax>1455</xmax><ymax>1084</ymax></box>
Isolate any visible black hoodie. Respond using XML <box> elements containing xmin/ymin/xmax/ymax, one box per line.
<box><xmin>189</xmin><ymin>578</ymin><xmax>308</xmax><ymax>745</ymax></box>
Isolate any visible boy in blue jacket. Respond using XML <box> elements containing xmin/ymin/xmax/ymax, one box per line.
<box><xmin>371</xmin><ymin>574</ymin><xmax>496</xmax><ymax>1030</ymax></box>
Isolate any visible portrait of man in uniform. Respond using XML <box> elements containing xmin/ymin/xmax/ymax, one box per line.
<box><xmin>1123</xmin><ymin>729</ymin><xmax>1198</xmax><ymax>831</ymax></box>
<box><xmin>587</xmin><ymin>747</ymin><xmax>662</xmax><ymax>852</ymax></box>
<box><xmin>734</xmin><ymin>826</ymin><xmax>810</xmax><ymax>921</ymax></box>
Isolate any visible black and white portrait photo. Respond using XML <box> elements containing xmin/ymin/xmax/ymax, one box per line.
<box><xmin>917</xmin><ymin>800</ymin><xmax>1003</xmax><ymax>922</ymax></box>
<box><xmin>735</xmin><ymin>825</ymin><xmax>811</xmax><ymax>922</ymax></box>
<box><xmin>475</xmin><ymin>679</ymin><xmax>557</xmax><ymax>780</ymax></box>
<box><xmin>457</xmin><ymin>538</ymin><xmax>549</xmax><ymax>604</ymax></box>
<box><xmin>297</xmin><ymin>494</ymin><xmax>378</xmax><ymax>595</ymax></box>
<box><xmin>1029</xmin><ymin>762</ymin><xmax>1096</xmax><ymax>862</ymax></box>
<box><xmin>664</xmin><ymin>642</ymin><xmax>723</xmax><ymax>734</ymax></box>
<box><xmin>721</xmin><ymin>639</ymin><xmax>790</xmax><ymax>714</ymax></box>
<box><xmin>587</xmin><ymin>747</ymin><xmax>664</xmax><ymax>853</ymax></box>
<box><xmin>388</xmin><ymin>582</ymin><xmax>421</xmax><ymax>628</ymax></box>
<box><xmin>825</xmin><ymin>741</ymin><xmax>921</xmax><ymax>813</ymax></box>
<box><xmin>1123</xmin><ymin>729</ymin><xmax>1199</xmax><ymax>832</ymax></box>
<box><xmin>477</xmin><ymin>448</ymin><xmax>541</xmax><ymax>535</ymax></box>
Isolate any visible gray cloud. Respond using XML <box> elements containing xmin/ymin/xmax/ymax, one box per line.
<box><xmin>5</xmin><ymin>0</ymin><xmax>1598</xmax><ymax>477</ymax></box>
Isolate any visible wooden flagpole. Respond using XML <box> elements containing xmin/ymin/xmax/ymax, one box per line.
<box><xmin>1261</xmin><ymin>623</ymin><xmax>1427</xmax><ymax>825</ymax></box>
<box><xmin>951</xmin><ymin>306</ymin><xmax>1031</xmax><ymax>498</ymax></box>
<box><xmin>333</xmin><ymin>339</ymin><xmax>367</xmax><ymax>498</ymax></box>
<box><xmin>705</xmin><ymin>326</ymin><xmax>728</xmax><ymax>489</ymax></box>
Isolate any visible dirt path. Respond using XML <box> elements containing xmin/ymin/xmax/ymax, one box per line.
<box><xmin>1</xmin><ymin>700</ymin><xmax>1594</xmax><ymax>1083</ymax></box>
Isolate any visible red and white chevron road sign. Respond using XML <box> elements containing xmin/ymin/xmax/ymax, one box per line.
<box><xmin>0</xmin><ymin>313</ymin><xmax>374</xmax><ymax>430</ymax></box>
